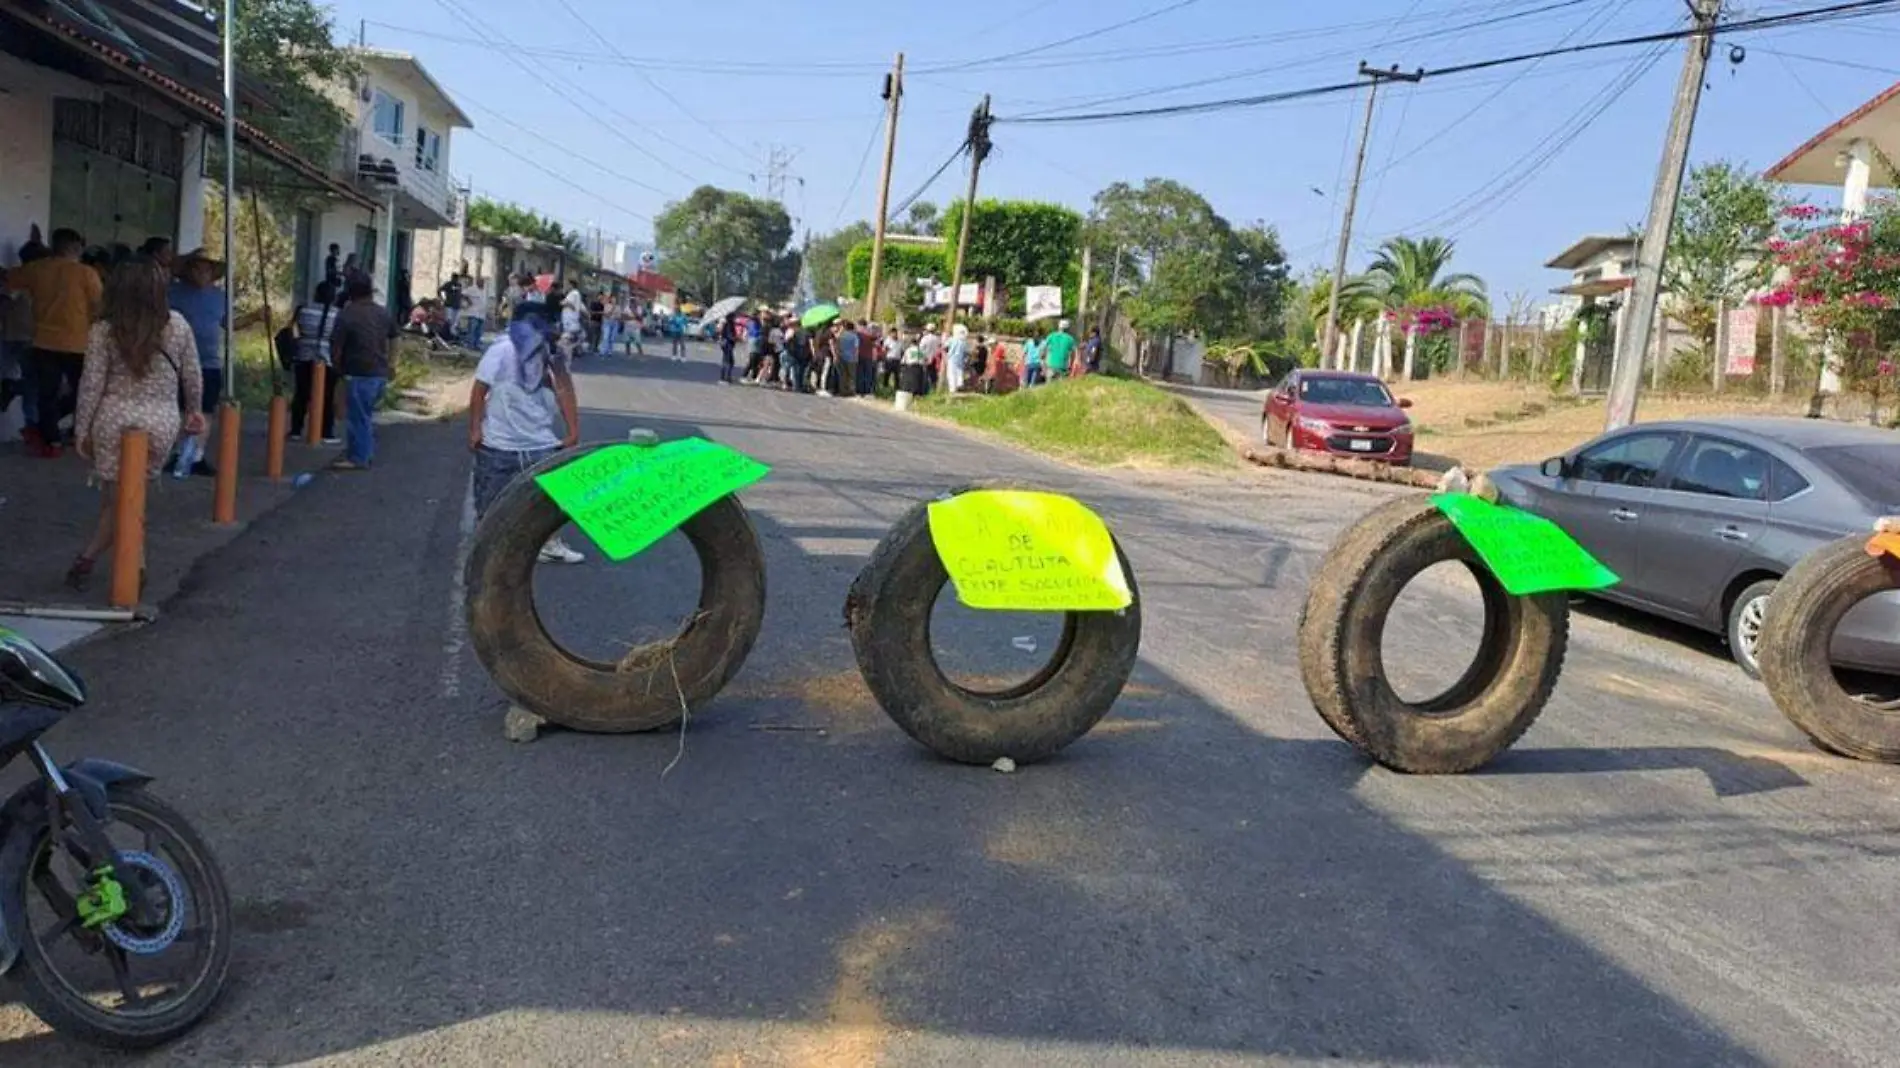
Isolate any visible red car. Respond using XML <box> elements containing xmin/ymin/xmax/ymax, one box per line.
<box><xmin>1262</xmin><ymin>370</ymin><xmax>1416</xmax><ymax>465</ymax></box>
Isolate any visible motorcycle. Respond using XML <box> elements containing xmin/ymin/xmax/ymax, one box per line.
<box><xmin>0</xmin><ymin>626</ymin><xmax>231</xmax><ymax>1049</ymax></box>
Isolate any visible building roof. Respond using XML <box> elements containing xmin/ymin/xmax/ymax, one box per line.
<box><xmin>1544</xmin><ymin>234</ymin><xmax>1636</xmax><ymax>271</ymax></box>
<box><xmin>352</xmin><ymin>48</ymin><xmax>473</xmax><ymax>129</ymax></box>
<box><xmin>1767</xmin><ymin>79</ymin><xmax>1900</xmax><ymax>186</ymax></box>
<box><xmin>1</xmin><ymin>0</ymin><xmax>374</xmax><ymax>209</ymax></box>
<box><xmin>1552</xmin><ymin>276</ymin><xmax>1635</xmax><ymax>298</ymax></box>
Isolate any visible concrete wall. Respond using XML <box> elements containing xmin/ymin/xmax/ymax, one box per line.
<box><xmin>0</xmin><ymin>87</ymin><xmax>53</xmax><ymax>264</ymax></box>
<box><xmin>410</xmin><ymin>218</ymin><xmax>468</xmax><ymax>302</ymax></box>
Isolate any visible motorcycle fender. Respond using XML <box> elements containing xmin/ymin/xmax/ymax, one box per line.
<box><xmin>62</xmin><ymin>759</ymin><xmax>156</xmax><ymax>821</ymax></box>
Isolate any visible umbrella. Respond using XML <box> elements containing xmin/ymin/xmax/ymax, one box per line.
<box><xmin>696</xmin><ymin>295</ymin><xmax>747</xmax><ymax>333</ymax></box>
<box><xmin>801</xmin><ymin>302</ymin><xmax>841</xmax><ymax>329</ymax></box>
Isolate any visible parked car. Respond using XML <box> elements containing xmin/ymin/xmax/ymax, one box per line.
<box><xmin>1487</xmin><ymin>417</ymin><xmax>1900</xmax><ymax>677</ymax></box>
<box><xmin>1261</xmin><ymin>370</ymin><xmax>1416</xmax><ymax>465</ymax></box>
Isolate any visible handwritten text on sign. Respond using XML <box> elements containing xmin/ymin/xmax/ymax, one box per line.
<box><xmin>926</xmin><ymin>490</ymin><xmax>1133</xmax><ymax>612</ymax></box>
<box><xmin>534</xmin><ymin>439</ymin><xmax>769</xmax><ymax>561</ymax></box>
<box><xmin>1432</xmin><ymin>493</ymin><xmax>1619</xmax><ymax>597</ymax></box>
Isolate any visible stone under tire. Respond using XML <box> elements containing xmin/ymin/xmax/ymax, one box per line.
<box><xmin>1299</xmin><ymin>495</ymin><xmax>1569</xmax><ymax>774</ymax></box>
<box><xmin>465</xmin><ymin>442</ymin><xmax>767</xmax><ymax>733</ymax></box>
<box><xmin>844</xmin><ymin>486</ymin><xmax>1142</xmax><ymax>765</ymax></box>
<box><xmin>1758</xmin><ymin>536</ymin><xmax>1900</xmax><ymax>763</ymax></box>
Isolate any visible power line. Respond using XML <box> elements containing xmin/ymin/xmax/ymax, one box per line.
<box><xmin>887</xmin><ymin>141</ymin><xmax>971</xmax><ymax>225</ymax></box>
<box><xmin>831</xmin><ymin>110</ymin><xmax>887</xmax><ymax>227</ymax></box>
<box><xmin>456</xmin><ymin>95</ymin><xmax>673</xmax><ymax>198</ymax></box>
<box><xmin>920</xmin><ymin>0</ymin><xmax>1206</xmax><ymax>73</ymax></box>
<box><xmin>995</xmin><ymin>0</ymin><xmax>1900</xmax><ymax>125</ymax></box>
<box><xmin>463</xmin><ymin>128</ymin><xmax>651</xmax><ymax>226</ymax></box>
<box><xmin>545</xmin><ymin>0</ymin><xmax>755</xmax><ymax>164</ymax></box>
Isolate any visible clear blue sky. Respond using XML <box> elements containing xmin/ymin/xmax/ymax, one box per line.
<box><xmin>324</xmin><ymin>0</ymin><xmax>1900</xmax><ymax>302</ymax></box>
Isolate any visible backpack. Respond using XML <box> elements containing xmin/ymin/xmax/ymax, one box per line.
<box><xmin>274</xmin><ymin>324</ymin><xmax>298</xmax><ymax>371</ymax></box>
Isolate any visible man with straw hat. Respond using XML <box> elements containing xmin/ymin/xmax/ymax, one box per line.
<box><xmin>167</xmin><ymin>247</ymin><xmax>225</xmax><ymax>477</ymax></box>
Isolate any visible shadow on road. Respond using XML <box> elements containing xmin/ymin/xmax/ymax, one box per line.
<box><xmin>4</xmin><ymin>360</ymin><xmax>1772</xmax><ymax>1065</ymax></box>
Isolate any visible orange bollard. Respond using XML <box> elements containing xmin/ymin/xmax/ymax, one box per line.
<box><xmin>265</xmin><ymin>394</ymin><xmax>287</xmax><ymax>481</ymax></box>
<box><xmin>109</xmin><ymin>427</ymin><xmax>148</xmax><ymax>609</ymax></box>
<box><xmin>305</xmin><ymin>362</ymin><xmax>326</xmax><ymax>445</ymax></box>
<box><xmin>212</xmin><ymin>401</ymin><xmax>241</xmax><ymax>525</ymax></box>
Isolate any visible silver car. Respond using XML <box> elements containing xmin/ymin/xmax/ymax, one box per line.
<box><xmin>1489</xmin><ymin>417</ymin><xmax>1900</xmax><ymax>677</ymax></box>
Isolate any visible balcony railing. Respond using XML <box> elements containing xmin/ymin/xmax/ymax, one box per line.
<box><xmin>340</xmin><ymin>126</ymin><xmax>451</xmax><ymax>220</ymax></box>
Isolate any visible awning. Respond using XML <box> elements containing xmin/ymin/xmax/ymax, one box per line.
<box><xmin>1</xmin><ymin>0</ymin><xmax>375</xmax><ymax>209</ymax></box>
<box><xmin>1766</xmin><ymin>79</ymin><xmax>1900</xmax><ymax>187</ymax></box>
<box><xmin>628</xmin><ymin>269</ymin><xmax>675</xmax><ymax>295</ymax></box>
<box><xmin>1551</xmin><ymin>277</ymin><xmax>1634</xmax><ymax>298</ymax></box>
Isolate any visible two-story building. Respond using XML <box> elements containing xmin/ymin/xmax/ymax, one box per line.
<box><xmin>0</xmin><ymin>0</ymin><xmax>371</xmax><ymax>266</ymax></box>
<box><xmin>304</xmin><ymin>47</ymin><xmax>470</xmax><ymax>310</ymax></box>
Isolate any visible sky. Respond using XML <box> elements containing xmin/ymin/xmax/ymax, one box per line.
<box><xmin>321</xmin><ymin>0</ymin><xmax>1900</xmax><ymax>303</ymax></box>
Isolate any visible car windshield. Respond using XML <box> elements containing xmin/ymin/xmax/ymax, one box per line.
<box><xmin>1300</xmin><ymin>378</ymin><xmax>1393</xmax><ymax>407</ymax></box>
<box><xmin>1808</xmin><ymin>443</ymin><xmax>1900</xmax><ymax>508</ymax></box>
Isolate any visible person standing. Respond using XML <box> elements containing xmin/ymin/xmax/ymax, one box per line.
<box><xmin>1</xmin><ymin>238</ymin><xmax>48</xmax><ymax>438</ymax></box>
<box><xmin>1044</xmin><ymin>319</ymin><xmax>1077</xmax><ymax>380</ymax></box>
<box><xmin>669</xmin><ymin>307</ymin><xmax>688</xmax><ymax>360</ymax></box>
<box><xmin>468</xmin><ymin>316</ymin><xmax>585</xmax><ymax>565</ymax></box>
<box><xmin>437</xmin><ymin>273</ymin><xmax>465</xmax><ymax>336</ymax></box>
<box><xmin>598</xmin><ymin>293</ymin><xmax>620</xmax><ymax>356</ymax></box>
<box><xmin>944</xmin><ymin>323</ymin><xmax>970</xmax><ymax>393</ymax></box>
<box><xmin>289</xmin><ymin>281</ymin><xmax>343</xmax><ymax>442</ymax></box>
<box><xmin>68</xmin><ymin>260</ymin><xmax>204</xmax><ymax>591</ymax></box>
<box><xmin>837</xmin><ymin>319</ymin><xmax>860</xmax><ymax>398</ymax></box>
<box><xmin>586</xmin><ymin>290</ymin><xmax>605</xmax><ymax>354</ymax></box>
<box><xmin>138</xmin><ymin>237</ymin><xmax>174</xmax><ymax>273</ymax></box>
<box><xmin>1084</xmin><ymin>326</ymin><xmax>1104</xmax><ymax>373</ymax></box>
<box><xmin>329</xmin><ymin>277</ymin><xmax>397</xmax><ymax>471</ymax></box>
<box><xmin>621</xmin><ymin>297</ymin><xmax>644</xmax><ymax>355</ymax></box>
<box><xmin>463</xmin><ymin>277</ymin><xmax>490</xmax><ymax>350</ymax></box>
<box><xmin>1021</xmin><ymin>329</ymin><xmax>1045</xmax><ymax>387</ymax></box>
<box><xmin>6</xmin><ymin>228</ymin><xmax>102</xmax><ymax>457</ymax></box>
<box><xmin>742</xmin><ymin>313</ymin><xmax>764</xmax><ymax>381</ymax></box>
<box><xmin>812</xmin><ymin>322</ymin><xmax>838</xmax><ymax>397</ymax></box>
<box><xmin>718</xmin><ymin>312</ymin><xmax>739</xmax><ymax>384</ymax></box>
<box><xmin>395</xmin><ymin>269</ymin><xmax>413</xmax><ymax>321</ymax></box>
<box><xmin>786</xmin><ymin>321</ymin><xmax>811</xmax><ymax>393</ymax></box>
<box><xmin>166</xmin><ymin>249</ymin><xmax>226</xmax><ymax>476</ymax></box>
<box><xmin>917</xmin><ymin>326</ymin><xmax>942</xmax><ymax>395</ymax></box>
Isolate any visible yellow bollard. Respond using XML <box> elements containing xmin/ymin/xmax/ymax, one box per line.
<box><xmin>109</xmin><ymin>427</ymin><xmax>148</xmax><ymax>609</ymax></box>
<box><xmin>266</xmin><ymin>394</ymin><xmax>287</xmax><ymax>481</ymax></box>
<box><xmin>305</xmin><ymin>362</ymin><xmax>326</xmax><ymax>446</ymax></box>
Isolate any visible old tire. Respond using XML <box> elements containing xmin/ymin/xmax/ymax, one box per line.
<box><xmin>844</xmin><ymin>487</ymin><xmax>1142</xmax><ymax>765</ymax></box>
<box><xmin>465</xmin><ymin>442</ymin><xmax>766</xmax><ymax>733</ymax></box>
<box><xmin>1299</xmin><ymin>495</ymin><xmax>1569</xmax><ymax>773</ymax></box>
<box><xmin>1758</xmin><ymin>537</ymin><xmax>1900</xmax><ymax>763</ymax></box>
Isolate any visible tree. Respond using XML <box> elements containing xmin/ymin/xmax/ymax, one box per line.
<box><xmin>895</xmin><ymin>201</ymin><xmax>940</xmax><ymax>236</ymax></box>
<box><xmin>653</xmin><ymin>186</ymin><xmax>799</xmax><ymax>302</ymax></box>
<box><xmin>1663</xmin><ymin>160</ymin><xmax>1788</xmax><ymax>346</ymax></box>
<box><xmin>939</xmin><ymin>199</ymin><xmax>1083</xmax><ymax>296</ymax></box>
<box><xmin>1359</xmin><ymin>236</ymin><xmax>1488</xmax><ymax>317</ymax></box>
<box><xmin>1086</xmin><ymin>178</ymin><xmax>1288</xmax><ymax>340</ymax></box>
<box><xmin>807</xmin><ymin>221</ymin><xmax>873</xmax><ymax>302</ymax></box>
<box><xmin>231</xmin><ymin>0</ymin><xmax>357</xmax><ymax>189</ymax></box>
<box><xmin>465</xmin><ymin>198</ymin><xmax>586</xmax><ymax>260</ymax></box>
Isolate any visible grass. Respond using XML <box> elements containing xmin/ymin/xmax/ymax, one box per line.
<box><xmin>917</xmin><ymin>376</ymin><xmax>1234</xmax><ymax>469</ymax></box>
<box><xmin>228</xmin><ymin>327</ymin><xmax>441</xmax><ymax>413</ymax></box>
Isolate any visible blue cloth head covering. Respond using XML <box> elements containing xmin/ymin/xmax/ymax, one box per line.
<box><xmin>506</xmin><ymin>315</ymin><xmax>554</xmax><ymax>390</ymax></box>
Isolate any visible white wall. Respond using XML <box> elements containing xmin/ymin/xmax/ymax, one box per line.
<box><xmin>0</xmin><ymin>89</ymin><xmax>52</xmax><ymax>264</ymax></box>
<box><xmin>309</xmin><ymin>203</ymin><xmax>375</xmax><ymax>292</ymax></box>
<box><xmin>353</xmin><ymin>61</ymin><xmax>458</xmax><ymax>223</ymax></box>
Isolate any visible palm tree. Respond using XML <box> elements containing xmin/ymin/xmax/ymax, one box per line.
<box><xmin>1359</xmin><ymin>236</ymin><xmax>1488</xmax><ymax>318</ymax></box>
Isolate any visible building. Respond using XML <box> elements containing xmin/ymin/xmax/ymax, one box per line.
<box><xmin>0</xmin><ymin>0</ymin><xmax>370</xmax><ymax>265</ymax></box>
<box><xmin>304</xmin><ymin>47</ymin><xmax>470</xmax><ymax>308</ymax></box>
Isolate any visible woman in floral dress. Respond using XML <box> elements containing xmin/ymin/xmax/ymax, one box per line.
<box><xmin>69</xmin><ymin>259</ymin><xmax>205</xmax><ymax>591</ymax></box>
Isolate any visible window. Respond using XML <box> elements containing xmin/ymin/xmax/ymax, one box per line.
<box><xmin>1810</xmin><ymin>444</ymin><xmax>1900</xmax><ymax>508</ymax></box>
<box><xmin>1667</xmin><ymin>437</ymin><xmax>1770</xmax><ymax>501</ymax></box>
<box><xmin>1299</xmin><ymin>377</ymin><xmax>1394</xmax><ymax>407</ymax></box>
<box><xmin>414</xmin><ymin>127</ymin><xmax>441</xmax><ymax>172</ymax></box>
<box><xmin>1574</xmin><ymin>432</ymin><xmax>1679</xmax><ymax>488</ymax></box>
<box><xmin>370</xmin><ymin>89</ymin><xmax>405</xmax><ymax>146</ymax></box>
<box><xmin>1767</xmin><ymin>460</ymin><xmax>1810</xmax><ymax>503</ymax></box>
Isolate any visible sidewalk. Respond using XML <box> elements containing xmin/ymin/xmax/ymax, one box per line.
<box><xmin>0</xmin><ymin>409</ymin><xmax>340</xmax><ymax>649</ymax></box>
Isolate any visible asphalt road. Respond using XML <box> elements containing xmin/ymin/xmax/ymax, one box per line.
<box><xmin>4</xmin><ymin>342</ymin><xmax>1897</xmax><ymax>1067</ymax></box>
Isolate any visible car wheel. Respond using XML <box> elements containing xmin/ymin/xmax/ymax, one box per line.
<box><xmin>1727</xmin><ymin>579</ymin><xmax>1777</xmax><ymax>680</ymax></box>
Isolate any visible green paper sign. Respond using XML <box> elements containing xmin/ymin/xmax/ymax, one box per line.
<box><xmin>1431</xmin><ymin>493</ymin><xmax>1620</xmax><ymax>596</ymax></box>
<box><xmin>534</xmin><ymin>439</ymin><xmax>769</xmax><ymax>561</ymax></box>
<box><xmin>927</xmin><ymin>490</ymin><xmax>1133</xmax><ymax>612</ymax></box>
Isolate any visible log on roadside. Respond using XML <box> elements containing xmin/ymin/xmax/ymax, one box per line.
<box><xmin>1241</xmin><ymin>446</ymin><xmax>1442</xmax><ymax>489</ymax></box>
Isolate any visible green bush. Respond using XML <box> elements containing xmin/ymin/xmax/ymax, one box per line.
<box><xmin>845</xmin><ymin>242</ymin><xmax>945</xmax><ymax>300</ymax></box>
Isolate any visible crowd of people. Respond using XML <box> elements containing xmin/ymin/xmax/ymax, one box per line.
<box><xmin>715</xmin><ymin>311</ymin><xmax>1104</xmax><ymax>398</ymax></box>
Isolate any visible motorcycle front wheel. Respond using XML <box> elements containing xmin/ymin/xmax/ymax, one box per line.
<box><xmin>0</xmin><ymin>786</ymin><xmax>232</xmax><ymax>1049</ymax></box>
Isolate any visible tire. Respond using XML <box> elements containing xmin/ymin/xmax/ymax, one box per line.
<box><xmin>1298</xmin><ymin>495</ymin><xmax>1570</xmax><ymax>774</ymax></box>
<box><xmin>1725</xmin><ymin>578</ymin><xmax>1777</xmax><ymax>680</ymax></box>
<box><xmin>844</xmin><ymin>486</ymin><xmax>1142</xmax><ymax>765</ymax></box>
<box><xmin>0</xmin><ymin>787</ymin><xmax>232</xmax><ymax>1050</ymax></box>
<box><xmin>465</xmin><ymin>442</ymin><xmax>767</xmax><ymax>732</ymax></box>
<box><xmin>1758</xmin><ymin>537</ymin><xmax>1900</xmax><ymax>762</ymax></box>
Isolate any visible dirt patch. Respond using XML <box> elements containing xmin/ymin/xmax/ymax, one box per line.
<box><xmin>783</xmin><ymin>908</ymin><xmax>949</xmax><ymax>1068</ymax></box>
<box><xmin>731</xmin><ymin>671</ymin><xmax>887</xmax><ymax>734</ymax></box>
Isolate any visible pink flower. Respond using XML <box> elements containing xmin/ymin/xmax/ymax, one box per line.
<box><xmin>1881</xmin><ymin>361</ymin><xmax>1896</xmax><ymax>377</ymax></box>
<box><xmin>1783</xmin><ymin>204</ymin><xmax>1824</xmax><ymax>220</ymax></box>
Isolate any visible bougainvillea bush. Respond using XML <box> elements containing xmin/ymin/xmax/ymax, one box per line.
<box><xmin>1761</xmin><ymin>198</ymin><xmax>1900</xmax><ymax>402</ymax></box>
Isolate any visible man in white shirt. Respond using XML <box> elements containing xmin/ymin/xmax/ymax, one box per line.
<box><xmin>468</xmin><ymin>317</ymin><xmax>585</xmax><ymax>564</ymax></box>
<box><xmin>462</xmin><ymin>278</ymin><xmax>490</xmax><ymax>349</ymax></box>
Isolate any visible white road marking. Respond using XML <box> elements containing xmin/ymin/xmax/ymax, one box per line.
<box><xmin>439</xmin><ymin>479</ymin><xmax>475</xmax><ymax>699</ymax></box>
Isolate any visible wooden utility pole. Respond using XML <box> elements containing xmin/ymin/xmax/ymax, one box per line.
<box><xmin>1605</xmin><ymin>0</ymin><xmax>1722</xmax><ymax>430</ymax></box>
<box><xmin>943</xmin><ymin>94</ymin><xmax>992</xmax><ymax>335</ymax></box>
<box><xmin>1077</xmin><ymin>245</ymin><xmax>1093</xmax><ymax>327</ymax></box>
<box><xmin>1323</xmin><ymin>62</ymin><xmax>1422</xmax><ymax>360</ymax></box>
<box><xmin>862</xmin><ymin>53</ymin><xmax>904</xmax><ymax>325</ymax></box>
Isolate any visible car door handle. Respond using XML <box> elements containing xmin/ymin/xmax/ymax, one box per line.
<box><xmin>1611</xmin><ymin>508</ymin><xmax>1638</xmax><ymax>522</ymax></box>
<box><xmin>1717</xmin><ymin>527</ymin><xmax>1751</xmax><ymax>542</ymax></box>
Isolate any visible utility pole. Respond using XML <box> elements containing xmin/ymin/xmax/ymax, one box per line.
<box><xmin>1605</xmin><ymin>0</ymin><xmax>1722</xmax><ymax>431</ymax></box>
<box><xmin>943</xmin><ymin>95</ymin><xmax>992</xmax><ymax>336</ymax></box>
<box><xmin>1323</xmin><ymin>63</ymin><xmax>1422</xmax><ymax>360</ymax></box>
<box><xmin>863</xmin><ymin>52</ymin><xmax>904</xmax><ymax>325</ymax></box>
